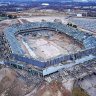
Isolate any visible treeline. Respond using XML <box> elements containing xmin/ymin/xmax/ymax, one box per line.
<box><xmin>67</xmin><ymin>23</ymin><xmax>77</xmax><ymax>28</ymax></box>
<box><xmin>0</xmin><ymin>12</ymin><xmax>17</xmax><ymax>19</ymax></box>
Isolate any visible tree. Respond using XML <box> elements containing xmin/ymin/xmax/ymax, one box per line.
<box><xmin>69</xmin><ymin>23</ymin><xmax>72</xmax><ymax>26</ymax></box>
<box><xmin>73</xmin><ymin>25</ymin><xmax>77</xmax><ymax>28</ymax></box>
<box><xmin>8</xmin><ymin>15</ymin><xmax>17</xmax><ymax>19</ymax></box>
<box><xmin>8</xmin><ymin>15</ymin><xmax>13</xmax><ymax>19</ymax></box>
<box><xmin>67</xmin><ymin>23</ymin><xmax>70</xmax><ymax>26</ymax></box>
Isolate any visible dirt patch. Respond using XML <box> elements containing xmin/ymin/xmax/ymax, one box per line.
<box><xmin>0</xmin><ymin>68</ymin><xmax>44</xmax><ymax>96</ymax></box>
<box><xmin>35</xmin><ymin>80</ymin><xmax>71</xmax><ymax>96</ymax></box>
<box><xmin>72</xmin><ymin>87</ymin><xmax>89</xmax><ymax>96</ymax></box>
<box><xmin>0</xmin><ymin>68</ymin><xmax>27</xmax><ymax>96</ymax></box>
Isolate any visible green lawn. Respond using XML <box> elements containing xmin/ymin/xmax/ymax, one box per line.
<box><xmin>72</xmin><ymin>87</ymin><xmax>89</xmax><ymax>96</ymax></box>
<box><xmin>0</xmin><ymin>16</ymin><xmax>7</xmax><ymax>21</ymax></box>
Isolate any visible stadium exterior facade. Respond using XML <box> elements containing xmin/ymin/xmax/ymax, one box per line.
<box><xmin>4</xmin><ymin>22</ymin><xmax>96</xmax><ymax>76</ymax></box>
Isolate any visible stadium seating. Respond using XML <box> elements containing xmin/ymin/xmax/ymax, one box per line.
<box><xmin>4</xmin><ymin>22</ymin><xmax>96</xmax><ymax>68</ymax></box>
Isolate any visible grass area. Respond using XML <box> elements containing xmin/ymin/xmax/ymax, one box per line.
<box><xmin>72</xmin><ymin>87</ymin><xmax>89</xmax><ymax>96</ymax></box>
<box><xmin>0</xmin><ymin>16</ymin><xmax>7</xmax><ymax>21</ymax></box>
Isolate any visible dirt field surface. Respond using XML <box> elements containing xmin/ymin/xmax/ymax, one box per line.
<box><xmin>0</xmin><ymin>68</ymin><xmax>29</xmax><ymax>96</ymax></box>
<box><xmin>34</xmin><ymin>80</ymin><xmax>71</xmax><ymax>96</ymax></box>
<box><xmin>0</xmin><ymin>68</ymin><xmax>41</xmax><ymax>96</ymax></box>
<box><xmin>19</xmin><ymin>16</ymin><xmax>68</xmax><ymax>24</ymax></box>
<box><xmin>17</xmin><ymin>30</ymin><xmax>83</xmax><ymax>60</ymax></box>
<box><xmin>0</xmin><ymin>67</ymin><xmax>73</xmax><ymax>96</ymax></box>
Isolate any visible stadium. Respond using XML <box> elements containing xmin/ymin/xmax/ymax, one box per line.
<box><xmin>4</xmin><ymin>21</ymin><xmax>96</xmax><ymax>76</ymax></box>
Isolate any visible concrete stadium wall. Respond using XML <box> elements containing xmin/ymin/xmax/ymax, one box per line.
<box><xmin>45</xmin><ymin>47</ymin><xmax>96</xmax><ymax>67</ymax></box>
<box><xmin>8</xmin><ymin>47</ymin><xmax>96</xmax><ymax>68</ymax></box>
<box><xmin>4</xmin><ymin>61</ymin><xmax>43</xmax><ymax>76</ymax></box>
<box><xmin>11</xmin><ymin>54</ymin><xmax>46</xmax><ymax>68</ymax></box>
